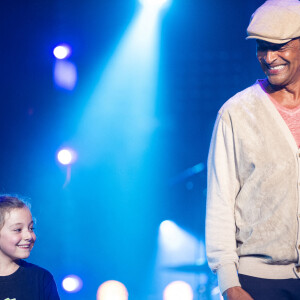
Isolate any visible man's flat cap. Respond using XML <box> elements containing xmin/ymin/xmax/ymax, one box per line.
<box><xmin>247</xmin><ymin>0</ymin><xmax>300</xmax><ymax>44</ymax></box>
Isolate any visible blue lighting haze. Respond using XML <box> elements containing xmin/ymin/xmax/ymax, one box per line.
<box><xmin>73</xmin><ymin>7</ymin><xmax>163</xmax><ymax>165</ymax></box>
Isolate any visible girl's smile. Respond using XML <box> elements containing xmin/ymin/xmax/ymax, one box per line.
<box><xmin>0</xmin><ymin>207</ymin><xmax>36</xmax><ymax>264</ymax></box>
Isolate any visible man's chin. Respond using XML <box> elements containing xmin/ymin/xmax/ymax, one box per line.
<box><xmin>266</xmin><ymin>75</ymin><xmax>288</xmax><ymax>88</ymax></box>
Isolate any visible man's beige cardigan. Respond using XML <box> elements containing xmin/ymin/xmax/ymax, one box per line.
<box><xmin>206</xmin><ymin>81</ymin><xmax>300</xmax><ymax>294</ymax></box>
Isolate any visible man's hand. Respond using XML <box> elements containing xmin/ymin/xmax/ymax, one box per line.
<box><xmin>223</xmin><ymin>287</ymin><xmax>254</xmax><ymax>300</ymax></box>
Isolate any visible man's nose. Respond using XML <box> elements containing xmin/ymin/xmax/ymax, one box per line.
<box><xmin>264</xmin><ymin>50</ymin><xmax>277</xmax><ymax>64</ymax></box>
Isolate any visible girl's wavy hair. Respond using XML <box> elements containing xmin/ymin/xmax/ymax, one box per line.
<box><xmin>0</xmin><ymin>195</ymin><xmax>32</xmax><ymax>229</ymax></box>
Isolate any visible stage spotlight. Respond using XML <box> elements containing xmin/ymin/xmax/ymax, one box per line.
<box><xmin>139</xmin><ymin>0</ymin><xmax>170</xmax><ymax>9</ymax></box>
<box><xmin>163</xmin><ymin>281</ymin><xmax>193</xmax><ymax>300</ymax></box>
<box><xmin>159</xmin><ymin>220</ymin><xmax>189</xmax><ymax>251</ymax></box>
<box><xmin>158</xmin><ymin>220</ymin><xmax>206</xmax><ymax>265</ymax></box>
<box><xmin>96</xmin><ymin>280</ymin><xmax>128</xmax><ymax>300</ymax></box>
<box><xmin>73</xmin><ymin>0</ymin><xmax>170</xmax><ymax>165</ymax></box>
<box><xmin>54</xmin><ymin>60</ymin><xmax>77</xmax><ymax>90</ymax></box>
<box><xmin>62</xmin><ymin>275</ymin><xmax>83</xmax><ymax>293</ymax></box>
<box><xmin>53</xmin><ymin>44</ymin><xmax>72</xmax><ymax>59</ymax></box>
<box><xmin>159</xmin><ymin>220</ymin><xmax>183</xmax><ymax>250</ymax></box>
<box><xmin>57</xmin><ymin>148</ymin><xmax>77</xmax><ymax>165</ymax></box>
<box><xmin>159</xmin><ymin>220</ymin><xmax>177</xmax><ymax>236</ymax></box>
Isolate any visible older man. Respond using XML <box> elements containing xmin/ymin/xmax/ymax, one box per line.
<box><xmin>206</xmin><ymin>0</ymin><xmax>300</xmax><ymax>299</ymax></box>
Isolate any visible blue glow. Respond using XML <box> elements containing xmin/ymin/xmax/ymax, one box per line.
<box><xmin>97</xmin><ymin>280</ymin><xmax>128</xmax><ymax>300</ymax></box>
<box><xmin>211</xmin><ymin>286</ymin><xmax>221</xmax><ymax>296</ymax></box>
<box><xmin>169</xmin><ymin>163</ymin><xmax>205</xmax><ymax>186</ymax></box>
<box><xmin>160</xmin><ymin>220</ymin><xmax>176</xmax><ymax>234</ymax></box>
<box><xmin>156</xmin><ymin>222</ymin><xmax>207</xmax><ymax>299</ymax></box>
<box><xmin>198</xmin><ymin>273</ymin><xmax>208</xmax><ymax>285</ymax></box>
<box><xmin>62</xmin><ymin>275</ymin><xmax>83</xmax><ymax>293</ymax></box>
<box><xmin>159</xmin><ymin>221</ymin><xmax>185</xmax><ymax>251</ymax></box>
<box><xmin>140</xmin><ymin>0</ymin><xmax>171</xmax><ymax>10</ymax></box>
<box><xmin>54</xmin><ymin>60</ymin><xmax>77</xmax><ymax>90</ymax></box>
<box><xmin>57</xmin><ymin>148</ymin><xmax>77</xmax><ymax>165</ymax></box>
<box><xmin>53</xmin><ymin>44</ymin><xmax>72</xmax><ymax>59</ymax></box>
<box><xmin>158</xmin><ymin>220</ymin><xmax>206</xmax><ymax>265</ymax></box>
<box><xmin>73</xmin><ymin>7</ymin><xmax>162</xmax><ymax>165</ymax></box>
<box><xmin>163</xmin><ymin>281</ymin><xmax>193</xmax><ymax>300</ymax></box>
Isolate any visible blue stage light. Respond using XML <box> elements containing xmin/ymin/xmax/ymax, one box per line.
<box><xmin>53</xmin><ymin>60</ymin><xmax>77</xmax><ymax>90</ymax></box>
<box><xmin>139</xmin><ymin>0</ymin><xmax>170</xmax><ymax>9</ymax></box>
<box><xmin>163</xmin><ymin>281</ymin><xmax>193</xmax><ymax>300</ymax></box>
<box><xmin>72</xmin><ymin>5</ymin><xmax>164</xmax><ymax>165</ymax></box>
<box><xmin>159</xmin><ymin>220</ymin><xmax>176</xmax><ymax>235</ymax></box>
<box><xmin>57</xmin><ymin>148</ymin><xmax>77</xmax><ymax>165</ymax></box>
<box><xmin>97</xmin><ymin>280</ymin><xmax>128</xmax><ymax>300</ymax></box>
<box><xmin>62</xmin><ymin>275</ymin><xmax>83</xmax><ymax>293</ymax></box>
<box><xmin>158</xmin><ymin>220</ymin><xmax>206</xmax><ymax>267</ymax></box>
<box><xmin>53</xmin><ymin>44</ymin><xmax>72</xmax><ymax>59</ymax></box>
<box><xmin>156</xmin><ymin>221</ymin><xmax>208</xmax><ymax>299</ymax></box>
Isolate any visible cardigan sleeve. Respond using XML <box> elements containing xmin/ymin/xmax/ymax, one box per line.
<box><xmin>205</xmin><ymin>111</ymin><xmax>241</xmax><ymax>294</ymax></box>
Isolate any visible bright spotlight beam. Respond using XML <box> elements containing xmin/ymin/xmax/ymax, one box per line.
<box><xmin>140</xmin><ymin>0</ymin><xmax>170</xmax><ymax>9</ymax></box>
<box><xmin>158</xmin><ymin>220</ymin><xmax>206</xmax><ymax>265</ymax></box>
<box><xmin>73</xmin><ymin>7</ymin><xmax>165</xmax><ymax>165</ymax></box>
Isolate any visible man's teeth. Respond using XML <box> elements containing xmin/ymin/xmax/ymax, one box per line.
<box><xmin>269</xmin><ymin>65</ymin><xmax>285</xmax><ymax>70</ymax></box>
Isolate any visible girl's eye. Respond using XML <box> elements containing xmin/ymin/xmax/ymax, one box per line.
<box><xmin>29</xmin><ymin>227</ymin><xmax>35</xmax><ymax>232</ymax></box>
<box><xmin>14</xmin><ymin>229</ymin><xmax>22</xmax><ymax>232</ymax></box>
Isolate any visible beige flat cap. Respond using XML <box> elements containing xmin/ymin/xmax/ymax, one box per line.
<box><xmin>246</xmin><ymin>0</ymin><xmax>300</xmax><ymax>44</ymax></box>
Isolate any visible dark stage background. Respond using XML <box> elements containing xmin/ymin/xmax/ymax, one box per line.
<box><xmin>1</xmin><ymin>0</ymin><xmax>265</xmax><ymax>299</ymax></box>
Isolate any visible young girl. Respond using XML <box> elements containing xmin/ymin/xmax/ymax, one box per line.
<box><xmin>0</xmin><ymin>195</ymin><xmax>60</xmax><ymax>300</ymax></box>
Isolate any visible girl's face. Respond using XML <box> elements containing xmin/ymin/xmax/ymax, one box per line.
<box><xmin>0</xmin><ymin>207</ymin><xmax>36</xmax><ymax>264</ymax></box>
